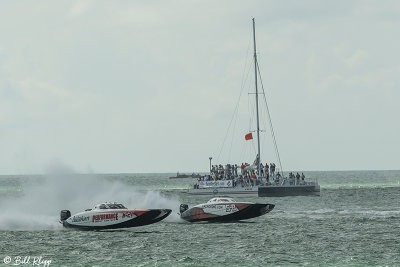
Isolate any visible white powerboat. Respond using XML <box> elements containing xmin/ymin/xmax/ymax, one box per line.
<box><xmin>60</xmin><ymin>202</ymin><xmax>171</xmax><ymax>230</ymax></box>
<box><xmin>179</xmin><ymin>197</ymin><xmax>274</xmax><ymax>222</ymax></box>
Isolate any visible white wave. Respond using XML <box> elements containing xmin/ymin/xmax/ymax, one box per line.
<box><xmin>272</xmin><ymin>208</ymin><xmax>400</xmax><ymax>220</ymax></box>
<box><xmin>338</xmin><ymin>210</ymin><xmax>400</xmax><ymax>216</ymax></box>
<box><xmin>322</xmin><ymin>183</ymin><xmax>400</xmax><ymax>189</ymax></box>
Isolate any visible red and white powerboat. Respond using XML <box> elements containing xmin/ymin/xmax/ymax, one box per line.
<box><xmin>179</xmin><ymin>197</ymin><xmax>274</xmax><ymax>222</ymax></box>
<box><xmin>60</xmin><ymin>202</ymin><xmax>171</xmax><ymax>230</ymax></box>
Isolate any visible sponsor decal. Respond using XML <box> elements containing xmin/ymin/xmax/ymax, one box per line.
<box><xmin>92</xmin><ymin>213</ymin><xmax>118</xmax><ymax>222</ymax></box>
<box><xmin>202</xmin><ymin>204</ymin><xmax>238</xmax><ymax>213</ymax></box>
<box><xmin>202</xmin><ymin>204</ymin><xmax>223</xmax><ymax>209</ymax></box>
<box><xmin>198</xmin><ymin>180</ymin><xmax>233</xmax><ymax>189</ymax></box>
<box><xmin>72</xmin><ymin>216</ymin><xmax>90</xmax><ymax>223</ymax></box>
<box><xmin>122</xmin><ymin>211</ymin><xmax>136</xmax><ymax>218</ymax></box>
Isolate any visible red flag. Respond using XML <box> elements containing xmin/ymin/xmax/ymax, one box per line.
<box><xmin>245</xmin><ymin>133</ymin><xmax>253</xmax><ymax>140</ymax></box>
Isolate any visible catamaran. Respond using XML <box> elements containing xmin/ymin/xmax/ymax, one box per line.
<box><xmin>188</xmin><ymin>18</ymin><xmax>320</xmax><ymax>197</ymax></box>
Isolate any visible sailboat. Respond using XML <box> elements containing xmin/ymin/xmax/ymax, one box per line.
<box><xmin>188</xmin><ymin>18</ymin><xmax>320</xmax><ymax>197</ymax></box>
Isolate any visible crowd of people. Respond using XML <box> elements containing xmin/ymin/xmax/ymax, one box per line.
<box><xmin>288</xmin><ymin>172</ymin><xmax>306</xmax><ymax>185</ymax></box>
<box><xmin>198</xmin><ymin>162</ymin><xmax>307</xmax><ymax>187</ymax></box>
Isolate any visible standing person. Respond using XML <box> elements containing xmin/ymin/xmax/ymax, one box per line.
<box><xmin>225</xmin><ymin>164</ymin><xmax>230</xmax><ymax>179</ymax></box>
<box><xmin>260</xmin><ymin>163</ymin><xmax>264</xmax><ymax>177</ymax></box>
<box><xmin>264</xmin><ymin>163</ymin><xmax>269</xmax><ymax>178</ymax></box>
<box><xmin>241</xmin><ymin>163</ymin><xmax>245</xmax><ymax>175</ymax></box>
<box><xmin>219</xmin><ymin>165</ymin><xmax>224</xmax><ymax>178</ymax></box>
<box><xmin>234</xmin><ymin>164</ymin><xmax>238</xmax><ymax>176</ymax></box>
<box><xmin>271</xmin><ymin>163</ymin><xmax>275</xmax><ymax>177</ymax></box>
<box><xmin>251</xmin><ymin>171</ymin><xmax>256</xmax><ymax>186</ymax></box>
<box><xmin>244</xmin><ymin>174</ymin><xmax>249</xmax><ymax>186</ymax></box>
<box><xmin>276</xmin><ymin>172</ymin><xmax>281</xmax><ymax>184</ymax></box>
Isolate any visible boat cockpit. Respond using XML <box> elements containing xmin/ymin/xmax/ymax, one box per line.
<box><xmin>207</xmin><ymin>197</ymin><xmax>236</xmax><ymax>203</ymax></box>
<box><xmin>93</xmin><ymin>203</ymin><xmax>127</xmax><ymax>210</ymax></box>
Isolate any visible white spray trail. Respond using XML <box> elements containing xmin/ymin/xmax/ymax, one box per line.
<box><xmin>0</xmin><ymin>165</ymin><xmax>182</xmax><ymax>230</ymax></box>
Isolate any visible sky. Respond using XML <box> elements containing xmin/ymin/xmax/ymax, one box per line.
<box><xmin>0</xmin><ymin>1</ymin><xmax>399</xmax><ymax>174</ymax></box>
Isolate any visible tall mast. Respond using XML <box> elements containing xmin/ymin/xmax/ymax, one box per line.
<box><xmin>252</xmin><ymin>18</ymin><xmax>261</xmax><ymax>176</ymax></box>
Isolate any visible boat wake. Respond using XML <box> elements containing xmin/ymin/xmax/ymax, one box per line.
<box><xmin>273</xmin><ymin>208</ymin><xmax>400</xmax><ymax>220</ymax></box>
<box><xmin>0</xmin><ymin>167</ymin><xmax>181</xmax><ymax>231</ymax></box>
<box><xmin>321</xmin><ymin>183</ymin><xmax>400</xmax><ymax>190</ymax></box>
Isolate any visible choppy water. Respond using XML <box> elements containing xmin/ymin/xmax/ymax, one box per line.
<box><xmin>0</xmin><ymin>170</ymin><xmax>399</xmax><ymax>266</ymax></box>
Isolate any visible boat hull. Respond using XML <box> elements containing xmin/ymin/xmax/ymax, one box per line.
<box><xmin>187</xmin><ymin>186</ymin><xmax>259</xmax><ymax>197</ymax></box>
<box><xmin>170</xmin><ymin>175</ymin><xmax>201</xmax><ymax>179</ymax></box>
<box><xmin>62</xmin><ymin>209</ymin><xmax>172</xmax><ymax>230</ymax></box>
<box><xmin>180</xmin><ymin>203</ymin><xmax>274</xmax><ymax>222</ymax></box>
<box><xmin>187</xmin><ymin>184</ymin><xmax>320</xmax><ymax>197</ymax></box>
<box><xmin>258</xmin><ymin>184</ymin><xmax>320</xmax><ymax>197</ymax></box>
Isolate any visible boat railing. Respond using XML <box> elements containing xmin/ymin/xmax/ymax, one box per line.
<box><xmin>189</xmin><ymin>175</ymin><xmax>318</xmax><ymax>189</ymax></box>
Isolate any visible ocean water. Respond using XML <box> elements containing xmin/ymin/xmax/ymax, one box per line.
<box><xmin>0</xmin><ymin>170</ymin><xmax>399</xmax><ymax>266</ymax></box>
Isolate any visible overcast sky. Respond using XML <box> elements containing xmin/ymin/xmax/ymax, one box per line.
<box><xmin>0</xmin><ymin>1</ymin><xmax>399</xmax><ymax>174</ymax></box>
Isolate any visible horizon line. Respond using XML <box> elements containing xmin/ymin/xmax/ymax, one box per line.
<box><xmin>0</xmin><ymin>169</ymin><xmax>399</xmax><ymax>176</ymax></box>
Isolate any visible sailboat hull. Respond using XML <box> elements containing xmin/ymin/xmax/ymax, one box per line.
<box><xmin>187</xmin><ymin>183</ymin><xmax>320</xmax><ymax>197</ymax></box>
<box><xmin>187</xmin><ymin>186</ymin><xmax>258</xmax><ymax>197</ymax></box>
<box><xmin>258</xmin><ymin>183</ymin><xmax>320</xmax><ymax>197</ymax></box>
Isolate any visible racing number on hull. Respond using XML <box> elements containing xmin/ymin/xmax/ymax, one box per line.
<box><xmin>225</xmin><ymin>204</ymin><xmax>238</xmax><ymax>213</ymax></box>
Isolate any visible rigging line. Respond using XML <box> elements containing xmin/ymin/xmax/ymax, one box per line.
<box><xmin>259</xmin><ymin>102</ymin><xmax>271</xmax><ymax>156</ymax></box>
<box><xmin>258</xmin><ymin>61</ymin><xmax>283</xmax><ymax>175</ymax></box>
<box><xmin>246</xmin><ymin>67</ymin><xmax>255</xmax><ymax>132</ymax></box>
<box><xmin>260</xmin><ymin>119</ymin><xmax>267</xmax><ymax>158</ymax></box>
<box><xmin>256</xmin><ymin>60</ymin><xmax>284</xmax><ymax>176</ymax></box>
<box><xmin>248</xmin><ymin>65</ymin><xmax>256</xmax><ymax>133</ymax></box>
<box><xmin>251</xmin><ymin>139</ymin><xmax>257</xmax><ymax>162</ymax></box>
<box><xmin>240</xmin><ymin>31</ymin><xmax>253</xmax><ymax>92</ymax></box>
<box><xmin>230</xmin><ymin>50</ymin><xmax>254</xmax><ymax>163</ymax></box>
<box><xmin>239</xmin><ymin>138</ymin><xmax>247</xmax><ymax>163</ymax></box>
<box><xmin>216</xmin><ymin>92</ymin><xmax>240</xmax><ymax>163</ymax></box>
<box><xmin>216</xmin><ymin>37</ymin><xmax>253</xmax><ymax>163</ymax></box>
<box><xmin>228</xmin><ymin>100</ymin><xmax>240</xmax><ymax>163</ymax></box>
<box><xmin>244</xmin><ymin>58</ymin><xmax>254</xmax><ymax>133</ymax></box>
<box><xmin>242</xmin><ymin>142</ymin><xmax>252</xmax><ymax>166</ymax></box>
<box><xmin>247</xmin><ymin>89</ymin><xmax>251</xmax><ymax>131</ymax></box>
